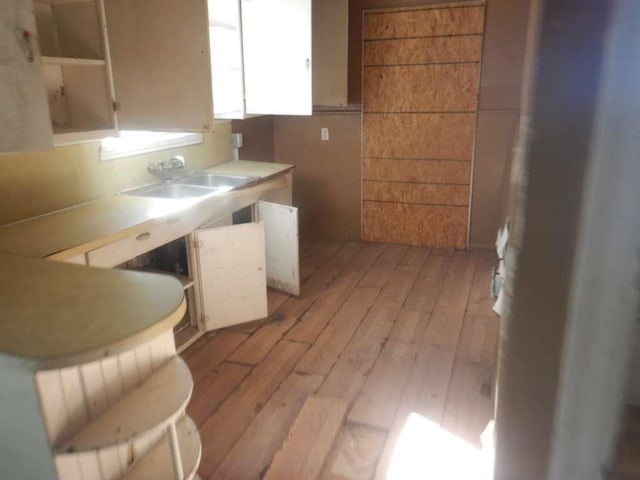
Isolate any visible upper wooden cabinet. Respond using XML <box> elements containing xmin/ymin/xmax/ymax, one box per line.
<box><xmin>1</xmin><ymin>0</ymin><xmax>344</xmax><ymax>153</ymax></box>
<box><xmin>33</xmin><ymin>0</ymin><xmax>117</xmax><ymax>144</ymax></box>
<box><xmin>312</xmin><ymin>0</ymin><xmax>348</xmax><ymax>108</ymax></box>
<box><xmin>105</xmin><ymin>0</ymin><xmax>215</xmax><ymax>131</ymax></box>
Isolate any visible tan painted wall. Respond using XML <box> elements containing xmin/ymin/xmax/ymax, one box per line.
<box><xmin>274</xmin><ymin>113</ymin><xmax>361</xmax><ymax>240</ymax></box>
<box><xmin>0</xmin><ymin>123</ymin><xmax>232</xmax><ymax>226</ymax></box>
<box><xmin>231</xmin><ymin>117</ymin><xmax>275</xmax><ymax>163</ymax></box>
<box><xmin>469</xmin><ymin>0</ymin><xmax>531</xmax><ymax>248</ymax></box>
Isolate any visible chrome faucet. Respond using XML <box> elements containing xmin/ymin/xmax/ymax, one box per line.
<box><xmin>148</xmin><ymin>155</ymin><xmax>186</xmax><ymax>179</ymax></box>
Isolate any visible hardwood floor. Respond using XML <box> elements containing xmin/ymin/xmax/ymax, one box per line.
<box><xmin>182</xmin><ymin>239</ymin><xmax>499</xmax><ymax>480</ymax></box>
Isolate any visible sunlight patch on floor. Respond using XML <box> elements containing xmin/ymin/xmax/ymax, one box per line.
<box><xmin>384</xmin><ymin>413</ymin><xmax>494</xmax><ymax>480</ymax></box>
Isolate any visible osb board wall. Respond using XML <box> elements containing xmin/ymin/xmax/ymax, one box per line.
<box><xmin>362</xmin><ymin>3</ymin><xmax>485</xmax><ymax>248</ymax></box>
<box><xmin>274</xmin><ymin>113</ymin><xmax>361</xmax><ymax>240</ymax></box>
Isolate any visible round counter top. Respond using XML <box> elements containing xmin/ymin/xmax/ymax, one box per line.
<box><xmin>0</xmin><ymin>253</ymin><xmax>185</xmax><ymax>369</ymax></box>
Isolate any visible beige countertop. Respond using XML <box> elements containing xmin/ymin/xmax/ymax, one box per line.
<box><xmin>0</xmin><ymin>160</ymin><xmax>292</xmax><ymax>365</ymax></box>
<box><xmin>0</xmin><ymin>253</ymin><xmax>185</xmax><ymax>368</ymax></box>
<box><xmin>0</xmin><ymin>160</ymin><xmax>293</xmax><ymax>260</ymax></box>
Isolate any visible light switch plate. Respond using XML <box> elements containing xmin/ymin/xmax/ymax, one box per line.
<box><xmin>321</xmin><ymin>128</ymin><xmax>329</xmax><ymax>141</ymax></box>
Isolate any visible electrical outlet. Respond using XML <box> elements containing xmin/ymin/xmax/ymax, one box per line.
<box><xmin>321</xmin><ymin>128</ymin><xmax>329</xmax><ymax>141</ymax></box>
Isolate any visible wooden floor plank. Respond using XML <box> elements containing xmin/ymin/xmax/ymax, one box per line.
<box><xmin>432</xmin><ymin>250</ymin><xmax>478</xmax><ymax>313</ymax></box>
<box><xmin>466</xmin><ymin>251</ymin><xmax>497</xmax><ymax>316</ymax></box>
<box><xmin>264</xmin><ymin>396</ymin><xmax>349</xmax><ymax>480</ymax></box>
<box><xmin>318</xmin><ymin>303</ymin><xmax>397</xmax><ymax>402</ymax></box>
<box><xmin>421</xmin><ymin>310</ymin><xmax>466</xmax><ymax>349</ymax></box>
<box><xmin>187</xmin><ymin>362</ymin><xmax>251</xmax><ymax>427</ymax></box>
<box><xmin>374</xmin><ymin>344</ymin><xmax>456</xmax><ymax>479</ymax></box>
<box><xmin>212</xmin><ymin>372</ymin><xmax>324</xmax><ymax>480</ymax></box>
<box><xmin>403</xmin><ymin>254</ymin><xmax>452</xmax><ymax>311</ymax></box>
<box><xmin>183</xmin><ymin>331</ymin><xmax>248</xmax><ymax>385</ymax></box>
<box><xmin>321</xmin><ymin>423</ymin><xmax>387</xmax><ymax>480</ymax></box>
<box><xmin>296</xmin><ymin>287</ymin><xmax>380</xmax><ymax>376</ymax></box>
<box><xmin>431</xmin><ymin>247</ymin><xmax>456</xmax><ymax>257</ymax></box>
<box><xmin>358</xmin><ymin>244</ymin><xmax>409</xmax><ymax>289</ymax></box>
<box><xmin>456</xmin><ymin>314</ymin><xmax>499</xmax><ymax>369</ymax></box>
<box><xmin>197</xmin><ymin>340</ymin><xmax>308</xmax><ymax>478</ymax></box>
<box><xmin>400</xmin><ymin>245</ymin><xmax>431</xmax><ymax>265</ymax></box>
<box><xmin>286</xmin><ymin>243</ymin><xmax>386</xmax><ymax>343</ymax></box>
<box><xmin>440</xmin><ymin>358</ymin><xmax>494</xmax><ymax>448</ymax></box>
<box><xmin>183</xmin><ymin>240</ymin><xmax>501</xmax><ymax>480</ymax></box>
<box><xmin>348</xmin><ymin>341</ymin><xmax>419</xmax><ymax>429</ymax></box>
<box><xmin>387</xmin><ymin>308</ymin><xmax>428</xmax><ymax>344</ymax></box>
<box><xmin>301</xmin><ymin>240</ymin><xmax>344</xmax><ymax>282</ymax></box>
<box><xmin>228</xmin><ymin>243</ymin><xmax>365</xmax><ymax>365</ymax></box>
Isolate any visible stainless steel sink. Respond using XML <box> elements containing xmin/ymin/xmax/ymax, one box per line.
<box><xmin>124</xmin><ymin>183</ymin><xmax>218</xmax><ymax>199</ymax></box>
<box><xmin>174</xmin><ymin>173</ymin><xmax>259</xmax><ymax>189</ymax></box>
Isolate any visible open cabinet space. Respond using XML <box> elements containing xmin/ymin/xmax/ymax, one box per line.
<box><xmin>32</xmin><ymin>0</ymin><xmax>116</xmax><ymax>142</ymax></box>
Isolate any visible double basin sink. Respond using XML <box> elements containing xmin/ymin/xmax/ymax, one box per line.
<box><xmin>124</xmin><ymin>173</ymin><xmax>260</xmax><ymax>200</ymax></box>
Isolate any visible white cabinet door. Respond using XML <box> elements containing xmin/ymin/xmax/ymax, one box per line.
<box><xmin>257</xmin><ymin>201</ymin><xmax>300</xmax><ymax>296</ymax></box>
<box><xmin>195</xmin><ymin>222</ymin><xmax>268</xmax><ymax>330</ymax></box>
<box><xmin>241</xmin><ymin>0</ymin><xmax>312</xmax><ymax>116</ymax></box>
<box><xmin>0</xmin><ymin>0</ymin><xmax>52</xmax><ymax>152</ymax></box>
<box><xmin>209</xmin><ymin>0</ymin><xmax>245</xmax><ymax>119</ymax></box>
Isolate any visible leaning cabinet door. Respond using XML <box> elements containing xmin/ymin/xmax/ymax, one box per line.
<box><xmin>258</xmin><ymin>201</ymin><xmax>300</xmax><ymax>296</ymax></box>
<box><xmin>0</xmin><ymin>0</ymin><xmax>52</xmax><ymax>152</ymax></box>
<box><xmin>241</xmin><ymin>0</ymin><xmax>312</xmax><ymax>116</ymax></box>
<box><xmin>195</xmin><ymin>222</ymin><xmax>268</xmax><ymax>330</ymax></box>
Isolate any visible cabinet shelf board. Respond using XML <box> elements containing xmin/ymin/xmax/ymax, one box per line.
<box><xmin>53</xmin><ymin>128</ymin><xmax>117</xmax><ymax>145</ymax></box>
<box><xmin>121</xmin><ymin>415</ymin><xmax>201</xmax><ymax>480</ymax></box>
<box><xmin>55</xmin><ymin>356</ymin><xmax>193</xmax><ymax>452</ymax></box>
<box><xmin>133</xmin><ymin>267</ymin><xmax>194</xmax><ymax>290</ymax></box>
<box><xmin>41</xmin><ymin>56</ymin><xmax>106</xmax><ymax>67</ymax></box>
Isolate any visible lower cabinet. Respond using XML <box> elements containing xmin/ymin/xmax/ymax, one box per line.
<box><xmin>194</xmin><ymin>199</ymin><xmax>300</xmax><ymax>331</ymax></box>
<box><xmin>81</xmin><ymin>183</ymin><xmax>299</xmax><ymax>350</ymax></box>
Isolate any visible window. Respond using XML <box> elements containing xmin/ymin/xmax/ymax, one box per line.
<box><xmin>99</xmin><ymin>131</ymin><xmax>203</xmax><ymax>161</ymax></box>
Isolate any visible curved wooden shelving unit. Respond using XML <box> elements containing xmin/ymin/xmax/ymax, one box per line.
<box><xmin>56</xmin><ymin>357</ymin><xmax>193</xmax><ymax>452</ymax></box>
<box><xmin>121</xmin><ymin>416</ymin><xmax>202</xmax><ymax>480</ymax></box>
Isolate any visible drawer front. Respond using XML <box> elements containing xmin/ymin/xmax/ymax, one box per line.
<box><xmin>86</xmin><ymin>216</ymin><xmax>188</xmax><ymax>268</ymax></box>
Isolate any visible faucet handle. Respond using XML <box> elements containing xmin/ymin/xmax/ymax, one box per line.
<box><xmin>169</xmin><ymin>155</ymin><xmax>185</xmax><ymax>168</ymax></box>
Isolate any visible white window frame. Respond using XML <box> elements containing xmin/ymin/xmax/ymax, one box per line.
<box><xmin>99</xmin><ymin>131</ymin><xmax>203</xmax><ymax>161</ymax></box>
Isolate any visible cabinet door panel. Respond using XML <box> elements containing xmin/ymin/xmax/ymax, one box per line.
<box><xmin>105</xmin><ymin>0</ymin><xmax>214</xmax><ymax>131</ymax></box>
<box><xmin>0</xmin><ymin>0</ymin><xmax>53</xmax><ymax>152</ymax></box>
<box><xmin>241</xmin><ymin>0</ymin><xmax>312</xmax><ymax>115</ymax></box>
<box><xmin>196</xmin><ymin>222</ymin><xmax>268</xmax><ymax>330</ymax></box>
<box><xmin>258</xmin><ymin>201</ymin><xmax>300</xmax><ymax>296</ymax></box>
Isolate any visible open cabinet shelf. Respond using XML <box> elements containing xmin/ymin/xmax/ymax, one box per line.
<box><xmin>34</xmin><ymin>0</ymin><xmax>116</xmax><ymax>143</ymax></box>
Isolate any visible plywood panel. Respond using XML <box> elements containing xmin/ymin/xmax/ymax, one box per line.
<box><xmin>363</xmin><ymin>113</ymin><xmax>476</xmax><ymax>160</ymax></box>
<box><xmin>363</xmin><ymin>202</ymin><xmax>467</xmax><ymax>248</ymax></box>
<box><xmin>364</xmin><ymin>5</ymin><xmax>485</xmax><ymax>39</ymax></box>
<box><xmin>363</xmin><ymin>158</ymin><xmax>471</xmax><ymax>184</ymax></box>
<box><xmin>363</xmin><ymin>181</ymin><xmax>469</xmax><ymax>206</ymax></box>
<box><xmin>364</xmin><ymin>35</ymin><xmax>483</xmax><ymax>66</ymax></box>
<box><xmin>364</xmin><ymin>64</ymin><xmax>480</xmax><ymax>112</ymax></box>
